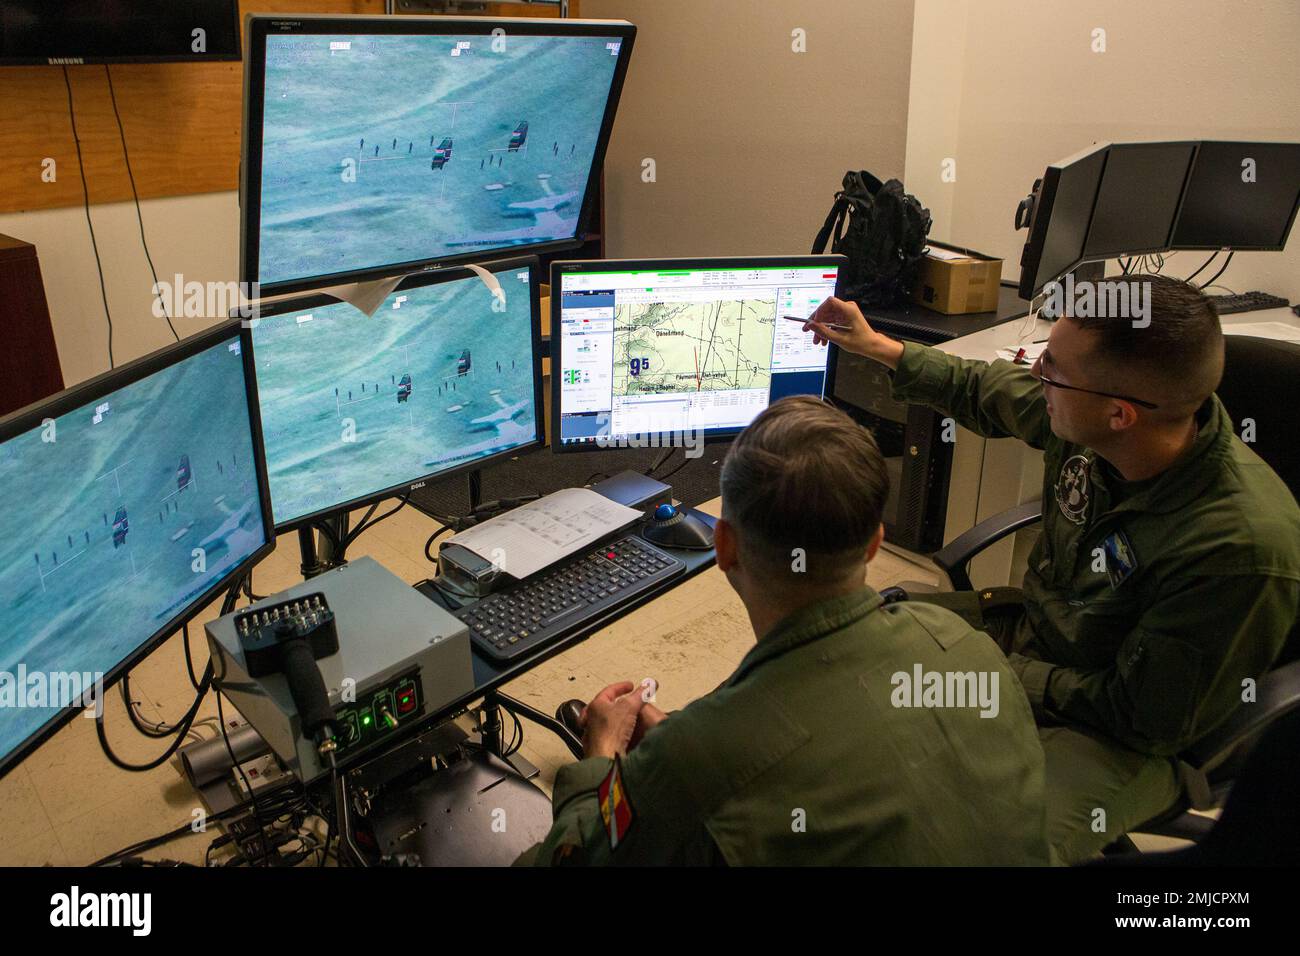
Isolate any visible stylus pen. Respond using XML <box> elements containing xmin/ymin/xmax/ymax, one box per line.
<box><xmin>783</xmin><ymin>315</ymin><xmax>852</xmax><ymax>332</ymax></box>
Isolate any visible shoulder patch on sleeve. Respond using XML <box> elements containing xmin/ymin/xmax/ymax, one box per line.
<box><xmin>597</xmin><ymin>755</ymin><xmax>636</xmax><ymax>851</ymax></box>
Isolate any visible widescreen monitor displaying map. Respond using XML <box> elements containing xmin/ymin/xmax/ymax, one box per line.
<box><xmin>551</xmin><ymin>256</ymin><xmax>845</xmax><ymax>451</ymax></box>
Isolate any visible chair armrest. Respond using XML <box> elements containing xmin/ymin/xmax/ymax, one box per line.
<box><xmin>931</xmin><ymin>500</ymin><xmax>1043</xmax><ymax>592</ymax></box>
<box><xmin>1181</xmin><ymin>660</ymin><xmax>1300</xmax><ymax>773</ymax></box>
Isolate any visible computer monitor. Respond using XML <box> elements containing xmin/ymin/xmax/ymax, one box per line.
<box><xmin>551</xmin><ymin>256</ymin><xmax>846</xmax><ymax>451</ymax></box>
<box><xmin>249</xmin><ymin>256</ymin><xmax>544</xmax><ymax>529</ymax></box>
<box><xmin>1171</xmin><ymin>141</ymin><xmax>1300</xmax><ymax>251</ymax></box>
<box><xmin>0</xmin><ymin>0</ymin><xmax>241</xmax><ymax>65</ymax></box>
<box><xmin>240</xmin><ymin>14</ymin><xmax>636</xmax><ymax>296</ymax></box>
<box><xmin>1017</xmin><ymin>143</ymin><xmax>1108</xmax><ymax>298</ymax></box>
<box><xmin>0</xmin><ymin>321</ymin><xmax>274</xmax><ymax>780</ymax></box>
<box><xmin>1083</xmin><ymin>141</ymin><xmax>1197</xmax><ymax>259</ymax></box>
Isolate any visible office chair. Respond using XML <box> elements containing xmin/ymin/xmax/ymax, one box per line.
<box><xmin>1088</xmin><ymin>708</ymin><xmax>1300</xmax><ymax>866</ymax></box>
<box><xmin>925</xmin><ymin>335</ymin><xmax>1300</xmax><ymax>848</ymax></box>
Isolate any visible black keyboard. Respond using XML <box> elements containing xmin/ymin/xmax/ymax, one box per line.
<box><xmin>1209</xmin><ymin>291</ymin><xmax>1289</xmax><ymax>315</ymax></box>
<box><xmin>453</xmin><ymin>534</ymin><xmax>686</xmax><ymax>662</ymax></box>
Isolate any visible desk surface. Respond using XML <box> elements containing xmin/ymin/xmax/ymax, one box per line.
<box><xmin>939</xmin><ymin>304</ymin><xmax>1300</xmax><ymax>363</ymax></box>
<box><xmin>414</xmin><ymin>505</ymin><xmax>721</xmax><ymax>700</ymax></box>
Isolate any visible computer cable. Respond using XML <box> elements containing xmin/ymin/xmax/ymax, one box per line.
<box><xmin>104</xmin><ymin>63</ymin><xmax>179</xmax><ymax>344</ymax></box>
<box><xmin>1200</xmin><ymin>250</ymin><xmax>1235</xmax><ymax>290</ymax></box>
<box><xmin>655</xmin><ymin>450</ymin><xmax>694</xmax><ymax>485</ymax></box>
<box><xmin>215</xmin><ymin>686</ymin><xmax>272</xmax><ymax>866</ymax></box>
<box><xmin>94</xmin><ymin>580</ymin><xmax>243</xmax><ymax>771</ymax></box>
<box><xmin>645</xmin><ymin>447</ymin><xmax>675</xmax><ymax>476</ymax></box>
<box><xmin>181</xmin><ymin>622</ymin><xmax>203</xmax><ymax>690</ymax></box>
<box><xmin>91</xmin><ymin>779</ymin><xmax>304</xmax><ymax>866</ymax></box>
<box><xmin>62</xmin><ymin>65</ymin><xmax>115</xmax><ymax>369</ymax></box>
<box><xmin>1185</xmin><ymin>250</ymin><xmax>1219</xmax><ymax>284</ymax></box>
<box><xmin>120</xmin><ymin>675</ymin><xmax>197</xmax><ymax>740</ymax></box>
<box><xmin>95</xmin><ymin>663</ymin><xmax>213</xmax><ymax>773</ymax></box>
<box><xmin>241</xmin><ymin>571</ymin><xmax>267</xmax><ymax>604</ymax></box>
<box><xmin>423</xmin><ymin>521</ymin><xmax>455</xmax><ymax>565</ymax></box>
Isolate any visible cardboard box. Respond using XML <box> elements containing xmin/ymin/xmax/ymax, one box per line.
<box><xmin>911</xmin><ymin>240</ymin><xmax>1003</xmax><ymax>315</ymax></box>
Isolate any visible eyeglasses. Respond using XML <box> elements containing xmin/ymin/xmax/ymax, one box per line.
<box><xmin>1034</xmin><ymin>370</ymin><xmax>1159</xmax><ymax>409</ymax></box>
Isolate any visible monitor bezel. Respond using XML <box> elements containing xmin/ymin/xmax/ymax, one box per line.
<box><xmin>1169</xmin><ymin>140</ymin><xmax>1300</xmax><ymax>253</ymax></box>
<box><xmin>1081</xmin><ymin>140</ymin><xmax>1200</xmax><ymax>262</ymax></box>
<box><xmin>0</xmin><ymin>319</ymin><xmax>276</xmax><ymax>782</ymax></box>
<box><xmin>247</xmin><ymin>255</ymin><xmax>546</xmax><ymax>532</ymax></box>
<box><xmin>239</xmin><ymin>13</ymin><xmax>637</xmax><ymax>297</ymax></box>
<box><xmin>1017</xmin><ymin>142</ymin><xmax>1109</xmax><ymax>299</ymax></box>
<box><xmin>0</xmin><ymin>0</ymin><xmax>242</xmax><ymax>66</ymax></box>
<box><xmin>548</xmin><ymin>254</ymin><xmax>848</xmax><ymax>455</ymax></box>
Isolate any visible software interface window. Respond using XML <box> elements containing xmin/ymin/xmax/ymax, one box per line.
<box><xmin>556</xmin><ymin>265</ymin><xmax>838</xmax><ymax>445</ymax></box>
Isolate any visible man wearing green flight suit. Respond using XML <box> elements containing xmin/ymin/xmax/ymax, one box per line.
<box><xmin>522</xmin><ymin>396</ymin><xmax>1049</xmax><ymax>866</ymax></box>
<box><xmin>803</xmin><ymin>273</ymin><xmax>1300</xmax><ymax>863</ymax></box>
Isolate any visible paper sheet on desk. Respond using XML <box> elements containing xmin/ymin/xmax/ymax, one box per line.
<box><xmin>444</xmin><ymin>487</ymin><xmax>642</xmax><ymax>579</ymax></box>
<box><xmin>997</xmin><ymin>342</ymin><xmax>1046</xmax><ymax>364</ymax></box>
<box><xmin>1222</xmin><ymin>321</ymin><xmax>1300</xmax><ymax>343</ymax></box>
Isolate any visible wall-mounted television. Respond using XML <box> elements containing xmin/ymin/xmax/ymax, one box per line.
<box><xmin>0</xmin><ymin>1</ymin><xmax>241</xmax><ymax>65</ymax></box>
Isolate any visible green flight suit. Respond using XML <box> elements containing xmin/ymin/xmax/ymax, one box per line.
<box><xmin>525</xmin><ymin>588</ymin><xmax>1050</xmax><ymax>866</ymax></box>
<box><xmin>890</xmin><ymin>341</ymin><xmax>1300</xmax><ymax>862</ymax></box>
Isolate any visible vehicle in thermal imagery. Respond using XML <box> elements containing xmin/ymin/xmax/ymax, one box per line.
<box><xmin>397</xmin><ymin>373</ymin><xmax>413</xmax><ymax>403</ymax></box>
<box><xmin>509</xmin><ymin>121</ymin><xmax>529</xmax><ymax>152</ymax></box>
<box><xmin>177</xmin><ymin>454</ymin><xmax>192</xmax><ymax>491</ymax></box>
<box><xmin>431</xmin><ymin>137</ymin><xmax>453</xmax><ymax>170</ymax></box>
<box><xmin>457</xmin><ymin>350</ymin><xmax>472</xmax><ymax>376</ymax></box>
<box><xmin>112</xmin><ymin>507</ymin><xmax>129</xmax><ymax>548</ymax></box>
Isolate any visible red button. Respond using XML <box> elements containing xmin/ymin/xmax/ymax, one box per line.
<box><xmin>606</xmin><ymin>552</ymin><xmax>616</xmax><ymax>559</ymax></box>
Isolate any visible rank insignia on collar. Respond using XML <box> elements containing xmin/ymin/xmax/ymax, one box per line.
<box><xmin>1056</xmin><ymin>454</ymin><xmax>1091</xmax><ymax>525</ymax></box>
<box><xmin>598</xmin><ymin>755</ymin><xmax>635</xmax><ymax>850</ymax></box>
<box><xmin>1102</xmin><ymin>529</ymin><xmax>1138</xmax><ymax>589</ymax></box>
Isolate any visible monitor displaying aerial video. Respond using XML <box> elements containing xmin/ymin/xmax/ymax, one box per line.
<box><xmin>0</xmin><ymin>323</ymin><xmax>274</xmax><ymax>779</ymax></box>
<box><xmin>250</xmin><ymin>257</ymin><xmax>544</xmax><ymax>529</ymax></box>
<box><xmin>241</xmin><ymin>15</ymin><xmax>636</xmax><ymax>295</ymax></box>
<box><xmin>552</xmin><ymin>256</ymin><xmax>846</xmax><ymax>451</ymax></box>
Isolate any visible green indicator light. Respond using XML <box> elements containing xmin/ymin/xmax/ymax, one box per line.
<box><xmin>362</xmin><ymin>715</ymin><xmax>372</xmax><ymax>725</ymax></box>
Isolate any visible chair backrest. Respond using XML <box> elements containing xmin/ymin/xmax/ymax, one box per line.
<box><xmin>1215</xmin><ymin>334</ymin><xmax>1300</xmax><ymax>665</ymax></box>
<box><xmin>1216</xmin><ymin>334</ymin><xmax>1300</xmax><ymax>495</ymax></box>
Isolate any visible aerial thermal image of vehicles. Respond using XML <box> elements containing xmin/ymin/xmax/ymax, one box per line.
<box><xmin>397</xmin><ymin>373</ymin><xmax>413</xmax><ymax>403</ymax></box>
<box><xmin>176</xmin><ymin>454</ymin><xmax>192</xmax><ymax>491</ymax></box>
<box><xmin>457</xmin><ymin>350</ymin><xmax>472</xmax><ymax>375</ymax></box>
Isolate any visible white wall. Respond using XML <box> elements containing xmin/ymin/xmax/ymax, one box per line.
<box><xmin>583</xmin><ymin>0</ymin><xmax>916</xmax><ymax>259</ymax></box>
<box><xmin>906</xmin><ymin>0</ymin><xmax>1300</xmax><ymax>298</ymax></box>
<box><xmin>0</xmin><ymin>191</ymin><xmax>240</xmax><ymax>386</ymax></box>
<box><xmin>11</xmin><ymin>0</ymin><xmax>1299</xmax><ymax>391</ymax></box>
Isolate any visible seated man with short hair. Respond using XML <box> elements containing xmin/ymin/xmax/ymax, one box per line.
<box><xmin>522</xmin><ymin>396</ymin><xmax>1049</xmax><ymax>866</ymax></box>
<box><xmin>803</xmin><ymin>274</ymin><xmax>1300</xmax><ymax>863</ymax></box>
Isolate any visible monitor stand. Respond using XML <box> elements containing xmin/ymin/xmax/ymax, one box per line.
<box><xmin>297</xmin><ymin>512</ymin><xmax>350</xmax><ymax>580</ymax></box>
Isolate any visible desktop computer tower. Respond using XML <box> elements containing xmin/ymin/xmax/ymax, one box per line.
<box><xmin>830</xmin><ymin>349</ymin><xmax>953</xmax><ymax>555</ymax></box>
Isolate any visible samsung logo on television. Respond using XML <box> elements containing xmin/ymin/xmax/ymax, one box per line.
<box><xmin>48</xmin><ymin>57</ymin><xmax>85</xmax><ymax>65</ymax></box>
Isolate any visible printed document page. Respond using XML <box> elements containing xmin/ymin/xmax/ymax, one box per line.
<box><xmin>444</xmin><ymin>487</ymin><xmax>641</xmax><ymax>579</ymax></box>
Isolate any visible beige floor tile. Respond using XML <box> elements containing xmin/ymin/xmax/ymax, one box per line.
<box><xmin>0</xmin><ymin>828</ymin><xmax>69</xmax><ymax>866</ymax></box>
<box><xmin>0</xmin><ymin>766</ymin><xmax>56</xmax><ymax>863</ymax></box>
<box><xmin>55</xmin><ymin>788</ymin><xmax>215</xmax><ymax>866</ymax></box>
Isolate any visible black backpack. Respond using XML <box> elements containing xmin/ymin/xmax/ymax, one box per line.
<box><xmin>812</xmin><ymin>171</ymin><xmax>932</xmax><ymax>307</ymax></box>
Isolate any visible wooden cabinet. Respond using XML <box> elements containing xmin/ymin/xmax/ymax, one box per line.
<box><xmin>0</xmin><ymin>234</ymin><xmax>63</xmax><ymax>418</ymax></box>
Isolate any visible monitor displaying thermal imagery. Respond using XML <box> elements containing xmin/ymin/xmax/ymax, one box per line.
<box><xmin>245</xmin><ymin>19</ymin><xmax>634</xmax><ymax>291</ymax></box>
<box><xmin>251</xmin><ymin>260</ymin><xmax>542</xmax><ymax>527</ymax></box>
<box><xmin>0</xmin><ymin>332</ymin><xmax>270</xmax><ymax>773</ymax></box>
